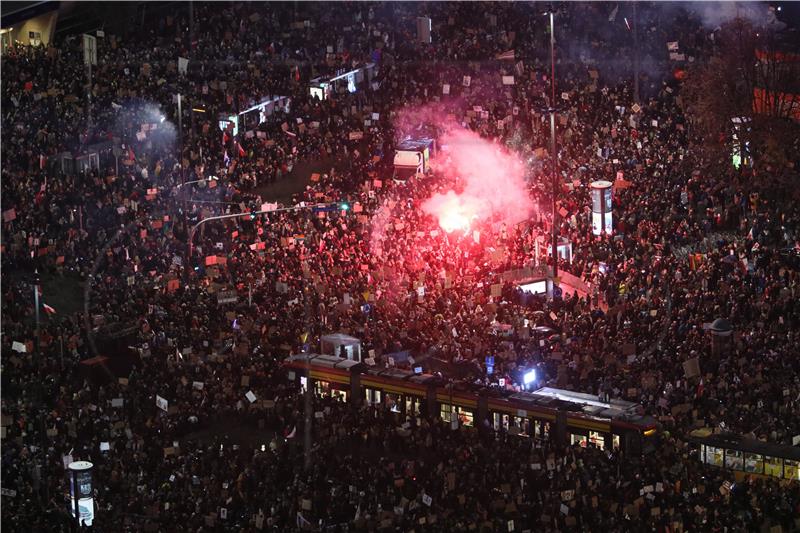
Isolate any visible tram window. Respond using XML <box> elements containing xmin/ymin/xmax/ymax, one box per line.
<box><xmin>589</xmin><ymin>431</ymin><xmax>605</xmax><ymax>449</ymax></box>
<box><xmin>570</xmin><ymin>433</ymin><xmax>588</xmax><ymax>447</ymax></box>
<box><xmin>784</xmin><ymin>459</ymin><xmax>799</xmax><ymax>481</ymax></box>
<box><xmin>500</xmin><ymin>414</ymin><xmax>510</xmax><ymax>431</ymax></box>
<box><xmin>492</xmin><ymin>413</ymin><xmax>502</xmax><ymax>431</ymax></box>
<box><xmin>440</xmin><ymin>404</ymin><xmax>453</xmax><ymax>423</ymax></box>
<box><xmin>385</xmin><ymin>394</ymin><xmax>402</xmax><ymax>413</ymax></box>
<box><xmin>612</xmin><ymin>435</ymin><xmax>620</xmax><ymax>451</ymax></box>
<box><xmin>744</xmin><ymin>453</ymin><xmax>764</xmax><ymax>474</ymax></box>
<box><xmin>515</xmin><ymin>417</ymin><xmax>530</xmax><ymax>437</ymax></box>
<box><xmin>533</xmin><ymin>420</ymin><xmax>552</xmax><ymax>440</ymax></box>
<box><xmin>706</xmin><ymin>446</ymin><xmax>724</xmax><ymax>467</ymax></box>
<box><xmin>458</xmin><ymin>409</ymin><xmax>474</xmax><ymax>427</ymax></box>
<box><xmin>405</xmin><ymin>397</ymin><xmax>421</xmax><ymax>415</ymax></box>
<box><xmin>331</xmin><ymin>389</ymin><xmax>348</xmax><ymax>402</ymax></box>
<box><xmin>764</xmin><ymin>456</ymin><xmax>783</xmax><ymax>478</ymax></box>
<box><xmin>314</xmin><ymin>380</ymin><xmax>331</xmax><ymax>397</ymax></box>
<box><xmin>724</xmin><ymin>449</ymin><xmax>743</xmax><ymax>471</ymax></box>
<box><xmin>365</xmin><ymin>388</ymin><xmax>381</xmax><ymax>405</ymax></box>
<box><xmin>300</xmin><ymin>376</ymin><xmax>307</xmax><ymax>393</ymax></box>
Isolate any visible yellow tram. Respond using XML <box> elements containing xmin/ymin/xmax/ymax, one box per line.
<box><xmin>284</xmin><ymin>354</ymin><xmax>659</xmax><ymax>454</ymax></box>
<box><xmin>688</xmin><ymin>430</ymin><xmax>800</xmax><ymax>482</ymax></box>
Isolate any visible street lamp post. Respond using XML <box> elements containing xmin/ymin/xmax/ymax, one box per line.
<box><xmin>33</xmin><ymin>269</ymin><xmax>41</xmax><ymax>354</ymax></box>
<box><xmin>633</xmin><ymin>1</ymin><xmax>640</xmax><ymax>103</ymax></box>
<box><xmin>186</xmin><ymin>202</ymin><xmax>338</xmax><ymax>259</ymax></box>
<box><xmin>547</xmin><ymin>9</ymin><xmax>559</xmax><ymax>280</ymax></box>
<box><xmin>176</xmin><ymin>175</ymin><xmax>218</xmax><ymax>193</ymax></box>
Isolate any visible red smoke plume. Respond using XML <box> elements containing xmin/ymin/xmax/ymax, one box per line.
<box><xmin>422</xmin><ymin>126</ymin><xmax>534</xmax><ymax>232</ymax></box>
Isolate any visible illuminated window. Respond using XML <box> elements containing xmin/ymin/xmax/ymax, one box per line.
<box><xmin>589</xmin><ymin>431</ymin><xmax>605</xmax><ymax>449</ymax></box>
<box><xmin>385</xmin><ymin>393</ymin><xmax>402</xmax><ymax>413</ymax></box>
<box><xmin>764</xmin><ymin>456</ymin><xmax>783</xmax><ymax>478</ymax></box>
<box><xmin>612</xmin><ymin>435</ymin><xmax>621</xmax><ymax>450</ymax></box>
<box><xmin>331</xmin><ymin>388</ymin><xmax>348</xmax><ymax>402</ymax></box>
<box><xmin>724</xmin><ymin>449</ymin><xmax>743</xmax><ymax>471</ymax></box>
<box><xmin>784</xmin><ymin>459</ymin><xmax>799</xmax><ymax>481</ymax></box>
<box><xmin>405</xmin><ymin>397</ymin><xmax>421</xmax><ymax>415</ymax></box>
<box><xmin>364</xmin><ymin>388</ymin><xmax>381</xmax><ymax>406</ymax></box>
<box><xmin>458</xmin><ymin>409</ymin><xmax>474</xmax><ymax>427</ymax></box>
<box><xmin>744</xmin><ymin>453</ymin><xmax>763</xmax><ymax>474</ymax></box>
<box><xmin>440</xmin><ymin>403</ymin><xmax>452</xmax><ymax>423</ymax></box>
<box><xmin>442</xmin><ymin>405</ymin><xmax>473</xmax><ymax>426</ymax></box>
<box><xmin>706</xmin><ymin>446</ymin><xmax>724</xmax><ymax>467</ymax></box>
<box><xmin>514</xmin><ymin>417</ymin><xmax>531</xmax><ymax>437</ymax></box>
<box><xmin>314</xmin><ymin>380</ymin><xmax>331</xmax><ymax>397</ymax></box>
<box><xmin>534</xmin><ymin>420</ymin><xmax>551</xmax><ymax>440</ymax></box>
<box><xmin>570</xmin><ymin>433</ymin><xmax>588</xmax><ymax>447</ymax></box>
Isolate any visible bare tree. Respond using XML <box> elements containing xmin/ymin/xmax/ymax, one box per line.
<box><xmin>680</xmin><ymin>18</ymin><xmax>800</xmax><ymax>167</ymax></box>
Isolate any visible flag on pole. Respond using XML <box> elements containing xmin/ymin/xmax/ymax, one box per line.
<box><xmin>223</xmin><ymin>150</ymin><xmax>230</xmax><ymax>167</ymax></box>
<box><xmin>608</xmin><ymin>5</ymin><xmax>619</xmax><ymax>22</ymax></box>
<box><xmin>236</xmin><ymin>142</ymin><xmax>246</xmax><ymax>157</ymax></box>
<box><xmin>42</xmin><ymin>303</ymin><xmax>56</xmax><ymax>315</ymax></box>
<box><xmin>696</xmin><ymin>377</ymin><xmax>704</xmax><ymax>399</ymax></box>
<box><xmin>284</xmin><ymin>425</ymin><xmax>296</xmax><ymax>439</ymax></box>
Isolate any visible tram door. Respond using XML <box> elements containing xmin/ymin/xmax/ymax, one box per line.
<box><xmin>493</xmin><ymin>413</ymin><xmax>531</xmax><ymax>436</ymax></box>
<box><xmin>405</xmin><ymin>395</ymin><xmax>423</xmax><ymax>416</ymax></box>
<box><xmin>532</xmin><ymin>419</ymin><xmax>551</xmax><ymax>440</ymax></box>
<box><xmin>440</xmin><ymin>404</ymin><xmax>475</xmax><ymax>427</ymax></box>
<box><xmin>365</xmin><ymin>387</ymin><xmax>382</xmax><ymax>407</ymax></box>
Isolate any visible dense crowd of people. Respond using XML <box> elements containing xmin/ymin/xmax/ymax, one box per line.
<box><xmin>2</xmin><ymin>2</ymin><xmax>799</xmax><ymax>531</ymax></box>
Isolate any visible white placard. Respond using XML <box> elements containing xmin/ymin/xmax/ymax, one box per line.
<box><xmin>245</xmin><ymin>391</ymin><xmax>257</xmax><ymax>403</ymax></box>
<box><xmin>156</xmin><ymin>395</ymin><xmax>169</xmax><ymax>412</ymax></box>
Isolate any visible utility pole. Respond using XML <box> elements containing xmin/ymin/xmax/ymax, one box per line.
<box><xmin>87</xmin><ymin>61</ymin><xmax>93</xmax><ymax>132</ymax></box>
<box><xmin>189</xmin><ymin>1</ymin><xmax>196</xmax><ymax>141</ymax></box>
<box><xmin>548</xmin><ymin>10</ymin><xmax>559</xmax><ymax>280</ymax></box>
<box><xmin>33</xmin><ymin>269</ymin><xmax>41</xmax><ymax>354</ymax></box>
<box><xmin>177</xmin><ymin>92</ymin><xmax>184</xmax><ymax>188</ymax></box>
<box><xmin>633</xmin><ymin>1</ymin><xmax>640</xmax><ymax>103</ymax></box>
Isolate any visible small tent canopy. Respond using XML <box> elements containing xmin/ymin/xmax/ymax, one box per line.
<box><xmin>321</xmin><ymin>333</ymin><xmax>362</xmax><ymax>362</ymax></box>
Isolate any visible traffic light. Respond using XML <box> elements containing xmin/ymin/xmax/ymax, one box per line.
<box><xmin>249</xmin><ymin>211</ymin><xmax>257</xmax><ymax>220</ymax></box>
<box><xmin>339</xmin><ymin>202</ymin><xmax>350</xmax><ymax>211</ymax></box>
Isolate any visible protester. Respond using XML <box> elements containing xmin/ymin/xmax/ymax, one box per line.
<box><xmin>2</xmin><ymin>2</ymin><xmax>799</xmax><ymax>532</ymax></box>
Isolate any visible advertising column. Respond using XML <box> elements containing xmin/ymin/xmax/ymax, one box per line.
<box><xmin>67</xmin><ymin>461</ymin><xmax>94</xmax><ymax>527</ymax></box>
<box><xmin>590</xmin><ymin>180</ymin><xmax>613</xmax><ymax>236</ymax></box>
